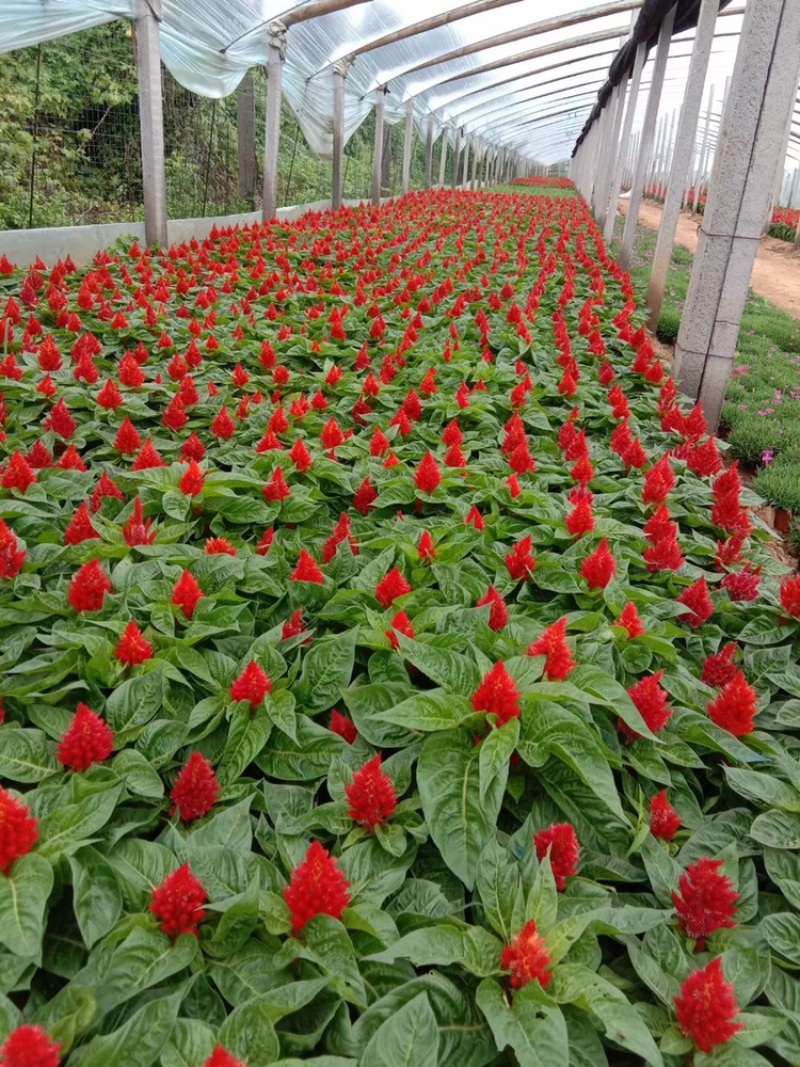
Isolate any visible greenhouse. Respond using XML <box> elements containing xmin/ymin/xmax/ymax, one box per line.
<box><xmin>1</xmin><ymin>1</ymin><xmax>800</xmax><ymax>1065</ymax></box>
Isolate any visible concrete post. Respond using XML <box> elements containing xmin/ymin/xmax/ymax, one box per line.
<box><xmin>647</xmin><ymin>0</ymin><xmax>720</xmax><ymax>331</ymax></box>
<box><xmin>402</xmin><ymin>99</ymin><xmax>414</xmax><ymax>194</ymax></box>
<box><xmin>424</xmin><ymin>116</ymin><xmax>434</xmax><ymax>188</ymax></box>
<box><xmin>620</xmin><ymin>4</ymin><xmax>676</xmax><ymax>270</ymax></box>
<box><xmin>262</xmin><ymin>21</ymin><xmax>287</xmax><ymax>221</ymax></box>
<box><xmin>649</xmin><ymin>115</ymin><xmax>666</xmax><ymax>198</ymax></box>
<box><xmin>439</xmin><ymin>128</ymin><xmax>449</xmax><ymax>186</ymax></box>
<box><xmin>452</xmin><ymin>128</ymin><xmax>462</xmax><ymax>189</ymax></box>
<box><xmin>791</xmin><ymin>167</ymin><xmax>800</xmax><ymax>209</ymax></box>
<box><xmin>372</xmin><ymin>87</ymin><xmax>385</xmax><ymax>205</ymax></box>
<box><xmin>692</xmin><ymin>85</ymin><xmax>714</xmax><ymax>213</ymax></box>
<box><xmin>597</xmin><ymin>75</ymin><xmax>628</xmax><ymax>229</ymax></box>
<box><xmin>462</xmin><ymin>137</ymin><xmax>471</xmax><ymax>185</ymax></box>
<box><xmin>593</xmin><ymin>92</ymin><xmax>618</xmax><ymax>217</ymax></box>
<box><xmin>237</xmin><ymin>73</ymin><xmax>257</xmax><ymax>206</ymax></box>
<box><xmin>765</xmin><ymin>102</ymin><xmax>795</xmax><ymax>232</ymax></box>
<box><xmin>604</xmin><ymin>41</ymin><xmax>646</xmax><ymax>244</ymax></box>
<box><xmin>332</xmin><ymin>59</ymin><xmax>351</xmax><ymax>209</ymax></box>
<box><xmin>661</xmin><ymin>109</ymin><xmax>678</xmax><ymax>198</ymax></box>
<box><xmin>135</xmin><ymin>0</ymin><xmax>167</xmax><ymax>248</ymax></box>
<box><xmin>674</xmin><ymin>0</ymin><xmax>800</xmax><ymax>428</ymax></box>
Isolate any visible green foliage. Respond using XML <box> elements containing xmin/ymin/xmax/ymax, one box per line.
<box><xmin>655</xmin><ymin>306</ymin><xmax>681</xmax><ymax>346</ymax></box>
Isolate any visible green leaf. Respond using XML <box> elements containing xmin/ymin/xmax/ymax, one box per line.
<box><xmin>0</xmin><ymin>727</ymin><xmax>58</xmax><ymax>782</ymax></box>
<box><xmin>343</xmin><ymin>681</ymin><xmax>418</xmax><ymax>747</ymax></box>
<box><xmin>67</xmin><ymin>983</ymin><xmax>185</xmax><ymax>1067</ymax></box>
<box><xmin>294</xmin><ymin>628</ymin><xmax>358</xmax><ymax>711</ymax></box>
<box><xmin>0</xmin><ymin>853</ymin><xmax>53</xmax><ymax>957</ymax></box>
<box><xmin>570</xmin><ymin>665</ymin><xmax>657</xmax><ymax>740</ymax></box>
<box><xmin>360</xmin><ymin>992</ymin><xmax>439</xmax><ymax>1067</ymax></box>
<box><xmin>751</xmin><ymin>810</ymin><xmax>800</xmax><ymax>849</ymax></box>
<box><xmin>84</xmin><ymin>927</ymin><xmax>198</xmax><ymax>1015</ymax></box>
<box><xmin>724</xmin><ymin>767</ymin><xmax>800</xmax><ymax>812</ymax></box>
<box><xmin>105</xmin><ymin>667</ymin><xmax>166</xmax><ymax>738</ymax></box>
<box><xmin>374</xmin><ymin>688</ymin><xmax>473</xmax><ymax>732</ymax></box>
<box><xmin>763</xmin><ymin>913</ymin><xmax>800</xmax><ymax>965</ymax></box>
<box><xmin>216</xmin><ymin>999</ymin><xmax>288</xmax><ymax>1065</ymax></box>
<box><xmin>32</xmin><ymin>985</ymin><xmax>96</xmax><ymax>1053</ymax></box>
<box><xmin>265</xmin><ymin>689</ymin><xmax>297</xmax><ymax>741</ymax></box>
<box><xmin>257</xmin><ymin>715</ymin><xmax>346</xmax><ymax>780</ymax></box>
<box><xmin>417</xmin><ymin>730</ymin><xmax>505</xmax><ymax>889</ymax></box>
<box><xmin>37</xmin><ymin>782</ymin><xmax>123</xmax><ymax>859</ymax></box>
<box><xmin>69</xmin><ymin>846</ymin><xmax>123</xmax><ymax>948</ymax></box>
<box><xmin>479</xmin><ymin>719</ymin><xmax>518</xmax><ymax>803</ymax></box>
<box><xmin>219</xmin><ymin>705</ymin><xmax>272</xmax><ymax>783</ymax></box>
<box><xmin>161</xmin><ymin>1019</ymin><xmax>216</xmax><ymax>1067</ymax></box>
<box><xmin>395</xmin><ymin>634</ymin><xmax>481</xmax><ymax>694</ymax></box>
<box><xmin>476</xmin><ymin>979</ymin><xmax>567</xmax><ymax>1067</ymax></box>
<box><xmin>476</xmin><ymin>838</ymin><xmax>525</xmax><ymax>942</ymax></box>
<box><xmin>112</xmin><ymin>749</ymin><xmax>164</xmax><ymax>798</ymax></box>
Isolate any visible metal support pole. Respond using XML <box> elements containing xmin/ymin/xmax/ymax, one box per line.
<box><xmin>647</xmin><ymin>0</ymin><xmax>720</xmax><ymax>330</ymax></box>
<box><xmin>620</xmin><ymin>4</ymin><xmax>677</xmax><ymax>270</ymax></box>
<box><xmin>439</xmin><ymin>128</ymin><xmax>449</xmax><ymax>185</ymax></box>
<box><xmin>135</xmin><ymin>0</ymin><xmax>168</xmax><ymax>247</ymax></box>
<box><xmin>424</xmin><ymin>116</ymin><xmax>434</xmax><ymax>188</ymax></box>
<box><xmin>604</xmin><ymin>41</ymin><xmax>645</xmax><ymax>244</ymax></box>
<box><xmin>402</xmin><ymin>99</ymin><xmax>414</xmax><ymax>194</ymax></box>
<box><xmin>237</xmin><ymin>73</ymin><xmax>257</xmax><ymax>205</ymax></box>
<box><xmin>332</xmin><ymin>58</ymin><xmax>351</xmax><ymax>209</ymax></box>
<box><xmin>262</xmin><ymin>22</ymin><xmax>287</xmax><ymax>220</ymax></box>
<box><xmin>674</xmin><ymin>0</ymin><xmax>800</xmax><ymax>428</ymax></box>
<box><xmin>372</xmin><ymin>87</ymin><xmax>385</xmax><ymax>205</ymax></box>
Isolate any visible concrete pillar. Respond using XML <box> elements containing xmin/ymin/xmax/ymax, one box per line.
<box><xmin>332</xmin><ymin>59</ymin><xmax>351</xmax><ymax>209</ymax></box>
<box><xmin>237</xmin><ymin>73</ymin><xmax>257</xmax><ymax>206</ymax></box>
<box><xmin>790</xmin><ymin>167</ymin><xmax>800</xmax><ymax>209</ymax></box>
<box><xmin>620</xmin><ymin>4</ymin><xmax>676</xmax><ymax>270</ymax></box>
<box><xmin>647</xmin><ymin>0</ymin><xmax>721</xmax><ymax>330</ymax></box>
<box><xmin>765</xmin><ymin>103</ymin><xmax>795</xmax><ymax>231</ymax></box>
<box><xmin>452</xmin><ymin>128</ymin><xmax>462</xmax><ymax>189</ymax></box>
<box><xmin>649</xmin><ymin>115</ymin><xmax>666</xmax><ymax>198</ymax></box>
<box><xmin>462</xmin><ymin>137</ymin><xmax>471</xmax><ymax>186</ymax></box>
<box><xmin>439</xmin><ymin>128</ymin><xmax>449</xmax><ymax>186</ymax></box>
<box><xmin>674</xmin><ymin>0</ymin><xmax>800</xmax><ymax>428</ymax></box>
<box><xmin>135</xmin><ymin>0</ymin><xmax>167</xmax><ymax>247</ymax></box>
<box><xmin>592</xmin><ymin>92</ymin><xmax>617</xmax><ymax>217</ymax></box>
<box><xmin>372</xmin><ymin>87</ymin><xmax>385</xmax><ymax>205</ymax></box>
<box><xmin>402</xmin><ymin>99</ymin><xmax>414</xmax><ymax>194</ymax></box>
<box><xmin>262</xmin><ymin>22</ymin><xmax>286</xmax><ymax>221</ymax></box>
<box><xmin>598</xmin><ymin>73</ymin><xmax>629</xmax><ymax>230</ymax></box>
<box><xmin>471</xmin><ymin>142</ymin><xmax>480</xmax><ymax>190</ymax></box>
<box><xmin>424</xmin><ymin>116</ymin><xmax>434</xmax><ymax>188</ymax></box>
<box><xmin>692</xmin><ymin>85</ymin><xmax>714</xmax><ymax>213</ymax></box>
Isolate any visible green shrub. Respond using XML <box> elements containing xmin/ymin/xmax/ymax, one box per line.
<box><xmin>655</xmin><ymin>306</ymin><xmax>681</xmax><ymax>345</ymax></box>
<box><xmin>753</xmin><ymin>458</ymin><xmax>800</xmax><ymax>512</ymax></box>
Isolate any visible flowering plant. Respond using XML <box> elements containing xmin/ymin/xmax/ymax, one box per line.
<box><xmin>0</xmin><ymin>187</ymin><xmax>799</xmax><ymax>1066</ymax></box>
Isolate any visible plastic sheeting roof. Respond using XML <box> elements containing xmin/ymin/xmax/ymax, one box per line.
<box><xmin>0</xmin><ymin>0</ymin><xmax>789</xmax><ymax>168</ymax></box>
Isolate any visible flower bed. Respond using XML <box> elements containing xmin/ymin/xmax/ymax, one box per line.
<box><xmin>0</xmin><ymin>187</ymin><xmax>799</xmax><ymax>1067</ymax></box>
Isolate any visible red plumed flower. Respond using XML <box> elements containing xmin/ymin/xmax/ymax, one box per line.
<box><xmin>471</xmin><ymin>662</ymin><xmax>521</xmax><ymax>727</ymax></box>
<box><xmin>677</xmin><ymin>577</ymin><xmax>713</xmax><ymax>628</ymax></box>
<box><xmin>113</xmin><ymin>417</ymin><xmax>142</xmax><ymax>453</ymax></box>
<box><xmin>673</xmin><ymin>857</ymin><xmax>739</xmax><ymax>949</ymax></box>
<box><xmin>230</xmin><ymin>660</ymin><xmax>271</xmax><ymax>709</ymax></box>
<box><xmin>121</xmin><ymin>498</ymin><xmax>157</xmax><ymax>547</ymax></box>
<box><xmin>0</xmin><ymin>787</ymin><xmax>38</xmax><ymax>873</ymax></box>
<box><xmin>527</xmin><ymin>618</ymin><xmax>575</xmax><ymax>681</ymax></box>
<box><xmin>414</xmin><ymin>451</ymin><xmax>442</xmax><ymax>494</ymax></box>
<box><xmin>132</xmin><ymin>438</ymin><xmax>166</xmax><ymax>470</ymax></box>
<box><xmin>701</xmin><ymin>643</ymin><xmax>739</xmax><ymax>688</ymax></box>
<box><xmin>642</xmin><ymin>454</ymin><xmax>675</xmax><ymax>506</ymax></box>
<box><xmin>707</xmin><ymin>670</ymin><xmax>758</xmax><ymax>736</ymax></box>
<box><xmin>2</xmin><ymin>450</ymin><xmax>36</xmax><ymax>492</ymax></box>
<box><xmin>780</xmin><ymin>574</ymin><xmax>800</xmax><ymax>618</ymax></box>
<box><xmin>721</xmin><ymin>565</ymin><xmax>761</xmax><ymax>602</ymax></box>
<box><xmin>644</xmin><ymin>535</ymin><xmax>684</xmax><ymax>573</ymax></box>
<box><xmin>616</xmin><ymin>602</ymin><xmax>645</xmax><ymax>639</ymax></box>
<box><xmin>68</xmin><ymin>558</ymin><xmax>111</xmax><ymax>612</ymax></box>
<box><xmin>283</xmin><ymin>840</ymin><xmax>351</xmax><ymax>935</ymax></box>
<box><xmin>210</xmin><ymin>405</ymin><xmax>236</xmax><ymax>440</ymax></box>
<box><xmin>375</xmin><ymin>567</ymin><xmax>411</xmax><ymax>609</ymax></box>
<box><xmin>203</xmin><ymin>1046</ymin><xmax>246</xmax><ymax>1067</ymax></box>
<box><xmin>282</xmin><ymin>608</ymin><xmax>310</xmax><ymax>642</ymax></box>
<box><xmin>649</xmin><ymin>790</ymin><xmax>682</xmax><ymax>841</ymax></box>
<box><xmin>330</xmin><ymin>709</ymin><xmax>358</xmax><ymax>744</ymax></box>
<box><xmin>206</xmin><ymin>537</ymin><xmax>236</xmax><ymax>556</ymax></box>
<box><xmin>0</xmin><ymin>518</ymin><xmax>26</xmax><ymax>580</ymax></box>
<box><xmin>263</xmin><ymin>466</ymin><xmax>291</xmax><ymax>502</ymax></box>
<box><xmin>580</xmin><ymin>538</ymin><xmax>616</xmax><ymax>589</ymax></box>
<box><xmin>291</xmin><ymin>549</ymin><xmax>325</xmax><ymax>584</ymax></box>
<box><xmin>476</xmin><ymin>586</ymin><xmax>508</xmax><ymax>631</ymax></box>
<box><xmin>150</xmin><ymin>863</ymin><xmax>207</xmax><ymax>938</ymax></box>
<box><xmin>418</xmin><ymin>530</ymin><xmax>437</xmax><ymax>561</ymax></box>
<box><xmin>386</xmin><ymin>609</ymin><xmax>414</xmax><ymax>650</ymax></box>
<box><xmin>289</xmin><ymin>438</ymin><xmax>313</xmax><ymax>472</ymax></box>
<box><xmin>346</xmin><ymin>755</ymin><xmax>397</xmax><ymax>829</ymax></box>
<box><xmin>64</xmin><ymin>501</ymin><xmax>100</xmax><ymax>545</ymax></box>
<box><xmin>565</xmin><ymin>493</ymin><xmax>594</xmax><ymax>536</ymax></box>
<box><xmin>465</xmin><ymin>504</ymin><xmax>484</xmax><ymax>530</ymax></box>
<box><xmin>675</xmin><ymin>957</ymin><xmax>742</xmax><ymax>1053</ymax></box>
<box><xmin>621</xmin><ymin>670</ymin><xmax>671</xmax><ymax>741</ymax></box>
<box><xmin>170</xmin><ymin>752</ymin><xmax>219</xmax><ymax>822</ymax></box>
<box><xmin>43</xmin><ymin>397</ymin><xmax>76</xmax><ymax>439</ymax></box>
<box><xmin>0</xmin><ymin>1025</ymin><xmax>61</xmax><ymax>1067</ymax></box>
<box><xmin>353</xmin><ymin>476</ymin><xmax>378</xmax><ymax>514</ymax></box>
<box><xmin>172</xmin><ymin>569</ymin><xmax>203</xmax><ymax>619</ymax></box>
<box><xmin>178</xmin><ymin>459</ymin><xmax>205</xmax><ymax>496</ymax></box>
<box><xmin>56</xmin><ymin>702</ymin><xmax>114</xmax><ymax>771</ymax></box>
<box><xmin>115</xmin><ymin>620</ymin><xmax>154</xmax><ymax>666</ymax></box>
<box><xmin>90</xmin><ymin>470</ymin><xmax>124</xmax><ymax>511</ymax></box>
<box><xmin>505</xmin><ymin>535</ymin><xmax>536</xmax><ymax>580</ymax></box>
<box><xmin>500</xmin><ymin>920</ymin><xmax>552</xmax><ymax>990</ymax></box>
<box><xmin>534</xmin><ymin>823</ymin><xmax>579</xmax><ymax>891</ymax></box>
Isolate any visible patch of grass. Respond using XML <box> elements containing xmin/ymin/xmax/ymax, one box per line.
<box><xmin>754</xmin><ymin>458</ymin><xmax>800</xmax><ymax>512</ymax></box>
<box><xmin>655</xmin><ymin>306</ymin><xmax>681</xmax><ymax>345</ymax></box>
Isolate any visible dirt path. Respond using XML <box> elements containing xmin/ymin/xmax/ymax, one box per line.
<box><xmin>620</xmin><ymin>199</ymin><xmax>800</xmax><ymax>320</ymax></box>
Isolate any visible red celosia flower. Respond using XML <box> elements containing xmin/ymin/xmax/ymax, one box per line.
<box><xmin>121</xmin><ymin>498</ymin><xmax>157</xmax><ymax>547</ymax></box>
<box><xmin>206</xmin><ymin>537</ymin><xmax>236</xmax><ymax>556</ymax></box>
<box><xmin>115</xmin><ymin>620</ymin><xmax>154</xmax><ymax>667</ymax></box>
<box><xmin>721</xmin><ymin>565</ymin><xmax>761</xmax><ymax>602</ymax></box>
<box><xmin>113</xmin><ymin>417</ymin><xmax>142</xmax><ymax>453</ymax></box>
<box><xmin>230</xmin><ymin>660</ymin><xmax>271</xmax><ymax>709</ymax></box>
<box><xmin>291</xmin><ymin>549</ymin><xmax>325</xmax><ymax>584</ymax></box>
<box><xmin>414</xmin><ymin>451</ymin><xmax>442</xmax><ymax>494</ymax></box>
<box><xmin>68</xmin><ymin>558</ymin><xmax>112</xmax><ymax>612</ymax></box>
<box><xmin>644</xmin><ymin>534</ymin><xmax>684</xmax><ymax>573</ymax></box>
<box><xmin>386</xmin><ymin>609</ymin><xmax>414</xmax><ymax>649</ymax></box>
<box><xmin>90</xmin><ymin>470</ymin><xmax>124</xmax><ymax>511</ymax></box>
<box><xmin>677</xmin><ymin>577</ymin><xmax>713</xmax><ymax>628</ymax></box>
<box><xmin>346</xmin><ymin>755</ymin><xmax>397</xmax><ymax>829</ymax></box>
<box><xmin>172</xmin><ymin>569</ymin><xmax>203</xmax><ymax>619</ymax></box>
<box><xmin>132</xmin><ymin>438</ymin><xmax>166</xmax><ymax>470</ymax></box>
<box><xmin>707</xmin><ymin>670</ymin><xmax>758</xmax><ymax>736</ymax></box>
<box><xmin>179</xmin><ymin>459</ymin><xmax>205</xmax><ymax>496</ymax></box>
<box><xmin>170</xmin><ymin>752</ymin><xmax>219</xmax><ymax>822</ymax></box>
<box><xmin>282</xmin><ymin>608</ymin><xmax>310</xmax><ymax>642</ymax></box>
<box><xmin>565</xmin><ymin>493</ymin><xmax>594</xmax><ymax>536</ymax></box>
<box><xmin>263</xmin><ymin>466</ymin><xmax>291</xmax><ymax>502</ymax></box>
<box><xmin>505</xmin><ymin>535</ymin><xmax>536</xmax><ymax>580</ymax></box>
<box><xmin>354</xmin><ymin>476</ymin><xmax>378</xmax><ymax>514</ymax></box>
<box><xmin>621</xmin><ymin>670</ymin><xmax>671</xmax><ymax>741</ymax></box>
<box><xmin>580</xmin><ymin>538</ymin><xmax>616</xmax><ymax>589</ymax></box>
<box><xmin>702</xmin><ymin>643</ymin><xmax>739</xmax><ymax>688</ymax></box>
<box><xmin>465</xmin><ymin>504</ymin><xmax>484</xmax><ymax>530</ymax></box>
<box><xmin>150</xmin><ymin>863</ymin><xmax>208</xmax><ymax>938</ymax></box>
<box><xmin>642</xmin><ymin>454</ymin><xmax>675</xmax><ymax>506</ymax></box>
<box><xmin>0</xmin><ymin>1025</ymin><xmax>61</xmax><ymax>1067</ymax></box>
<box><xmin>43</xmin><ymin>397</ymin><xmax>76</xmax><ymax>439</ymax></box>
<box><xmin>471</xmin><ymin>662</ymin><xmax>521</xmax><ymax>726</ymax></box>
<box><xmin>675</xmin><ymin>957</ymin><xmax>742</xmax><ymax>1053</ymax></box>
<box><xmin>64</xmin><ymin>501</ymin><xmax>100</xmax><ymax>546</ymax></box>
<box><xmin>0</xmin><ymin>786</ymin><xmax>39</xmax><ymax>873</ymax></box>
<box><xmin>210</xmin><ymin>406</ymin><xmax>236</xmax><ymax>440</ymax></box>
<box><xmin>476</xmin><ymin>586</ymin><xmax>508</xmax><ymax>631</ymax></box>
<box><xmin>1</xmin><ymin>450</ymin><xmax>37</xmax><ymax>492</ymax></box>
<box><xmin>673</xmin><ymin>857</ymin><xmax>739</xmax><ymax>949</ymax></box>
<box><xmin>289</xmin><ymin>438</ymin><xmax>313</xmax><ymax>472</ymax></box>
<box><xmin>527</xmin><ymin>618</ymin><xmax>576</xmax><ymax>681</ymax></box>
<box><xmin>203</xmin><ymin>1046</ymin><xmax>246</xmax><ymax>1067</ymax></box>
<box><xmin>500</xmin><ymin>920</ymin><xmax>552</xmax><ymax>990</ymax></box>
<box><xmin>283</xmin><ymin>840</ymin><xmax>351</xmax><ymax>935</ymax></box>
<box><xmin>534</xmin><ymin>823</ymin><xmax>579</xmax><ymax>891</ymax></box>
<box><xmin>418</xmin><ymin>530</ymin><xmax>436</xmax><ymax>561</ymax></box>
<box><xmin>375</xmin><ymin>567</ymin><xmax>411</xmax><ymax>609</ymax></box>
<box><xmin>649</xmin><ymin>790</ymin><xmax>682</xmax><ymax>841</ymax></box>
<box><xmin>780</xmin><ymin>574</ymin><xmax>800</xmax><ymax>619</ymax></box>
<box><xmin>0</xmin><ymin>518</ymin><xmax>26</xmax><ymax>580</ymax></box>
<box><xmin>56</xmin><ymin>702</ymin><xmax>114</xmax><ymax>771</ymax></box>
<box><xmin>330</xmin><ymin>709</ymin><xmax>357</xmax><ymax>744</ymax></box>
<box><xmin>616</xmin><ymin>602</ymin><xmax>645</xmax><ymax>639</ymax></box>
